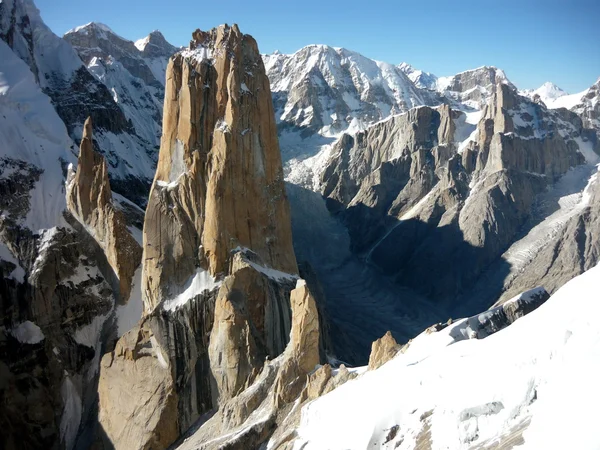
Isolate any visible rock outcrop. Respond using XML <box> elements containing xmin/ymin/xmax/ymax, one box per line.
<box><xmin>143</xmin><ymin>24</ymin><xmax>297</xmax><ymax>312</ymax></box>
<box><xmin>97</xmin><ymin>24</ymin><xmax>311</xmax><ymax>450</ymax></box>
<box><xmin>0</xmin><ymin>18</ymin><xmax>141</xmax><ymax>448</ymax></box>
<box><xmin>97</xmin><ymin>319</ymin><xmax>178</xmax><ymax>450</ymax></box>
<box><xmin>66</xmin><ymin>117</ymin><xmax>142</xmax><ymax>301</ymax></box>
<box><xmin>208</xmin><ymin>250</ymin><xmax>297</xmax><ymax>404</ymax></box>
<box><xmin>368</xmin><ymin>331</ymin><xmax>401</xmax><ymax>370</ymax></box>
<box><xmin>497</xmin><ymin>176</ymin><xmax>600</xmax><ymax>304</ymax></box>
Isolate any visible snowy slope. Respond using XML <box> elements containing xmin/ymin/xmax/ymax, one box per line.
<box><xmin>0</xmin><ymin>0</ymin><xmax>167</xmax><ymax>206</ymax></box>
<box><xmin>294</xmin><ymin>263</ymin><xmax>600</xmax><ymax>449</ymax></box>
<box><xmin>0</xmin><ymin>39</ymin><xmax>76</xmax><ymax>231</ymax></box>
<box><xmin>520</xmin><ymin>81</ymin><xmax>589</xmax><ymax>110</ymax></box>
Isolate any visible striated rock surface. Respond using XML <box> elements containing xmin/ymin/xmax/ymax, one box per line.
<box><xmin>209</xmin><ymin>250</ymin><xmax>297</xmax><ymax>404</ymax></box>
<box><xmin>143</xmin><ymin>24</ymin><xmax>297</xmax><ymax>313</ymax></box>
<box><xmin>66</xmin><ymin>117</ymin><xmax>142</xmax><ymax>301</ymax></box>
<box><xmin>175</xmin><ymin>281</ymin><xmax>332</xmax><ymax>450</ymax></box>
<box><xmin>497</xmin><ymin>175</ymin><xmax>600</xmax><ymax>304</ymax></box>
<box><xmin>97</xmin><ymin>320</ymin><xmax>178</xmax><ymax>450</ymax></box>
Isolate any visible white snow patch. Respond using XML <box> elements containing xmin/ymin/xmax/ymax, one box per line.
<box><xmin>181</xmin><ymin>45</ymin><xmax>213</xmax><ymax>63</ymax></box>
<box><xmin>0</xmin><ymin>41</ymin><xmax>76</xmax><ymax>232</ymax></box>
<box><xmin>575</xmin><ymin>137</ymin><xmax>600</xmax><ymax>165</ymax></box>
<box><xmin>59</xmin><ymin>375</ymin><xmax>82</xmax><ymax>450</ymax></box>
<box><xmin>163</xmin><ymin>268</ymin><xmax>222</xmax><ymax>312</ymax></box>
<box><xmin>157</xmin><ymin>139</ymin><xmax>187</xmax><ymax>188</ymax></box>
<box><xmin>10</xmin><ymin>320</ymin><xmax>44</xmax><ymax>344</ymax></box>
<box><xmin>232</xmin><ymin>247</ymin><xmax>299</xmax><ymax>282</ymax></box>
<box><xmin>115</xmin><ymin>267</ymin><xmax>144</xmax><ymax>336</ymax></box>
<box><xmin>150</xmin><ymin>335</ymin><xmax>169</xmax><ymax>368</ymax></box>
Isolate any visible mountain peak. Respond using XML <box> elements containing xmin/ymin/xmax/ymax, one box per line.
<box><xmin>65</xmin><ymin>22</ymin><xmax>121</xmax><ymax>38</ymax></box>
<box><xmin>398</xmin><ymin>62</ymin><xmax>438</xmax><ymax>89</ymax></box>
<box><xmin>135</xmin><ymin>30</ymin><xmax>177</xmax><ymax>56</ymax></box>
<box><xmin>535</xmin><ymin>81</ymin><xmax>568</xmax><ymax>99</ymax></box>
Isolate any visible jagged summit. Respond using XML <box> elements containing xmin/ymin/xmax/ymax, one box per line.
<box><xmin>134</xmin><ymin>29</ymin><xmax>178</xmax><ymax>57</ymax></box>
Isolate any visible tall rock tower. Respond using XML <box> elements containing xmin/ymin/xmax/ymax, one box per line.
<box><xmin>97</xmin><ymin>25</ymin><xmax>310</xmax><ymax>450</ymax></box>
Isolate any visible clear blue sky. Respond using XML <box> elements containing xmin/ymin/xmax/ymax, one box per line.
<box><xmin>36</xmin><ymin>0</ymin><xmax>600</xmax><ymax>93</ymax></box>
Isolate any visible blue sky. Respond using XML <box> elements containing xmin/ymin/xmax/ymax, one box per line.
<box><xmin>36</xmin><ymin>0</ymin><xmax>600</xmax><ymax>93</ymax></box>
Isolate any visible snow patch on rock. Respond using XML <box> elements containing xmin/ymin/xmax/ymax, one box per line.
<box><xmin>163</xmin><ymin>268</ymin><xmax>222</xmax><ymax>312</ymax></box>
<box><xmin>10</xmin><ymin>320</ymin><xmax>44</xmax><ymax>344</ymax></box>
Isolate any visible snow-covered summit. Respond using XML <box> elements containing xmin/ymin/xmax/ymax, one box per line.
<box><xmin>521</xmin><ymin>81</ymin><xmax>572</xmax><ymax>108</ymax></box>
<box><xmin>134</xmin><ymin>30</ymin><xmax>178</xmax><ymax>58</ymax></box>
<box><xmin>436</xmin><ymin>65</ymin><xmax>514</xmax><ymax>110</ymax></box>
<box><xmin>65</xmin><ymin>22</ymin><xmax>122</xmax><ymax>39</ymax></box>
<box><xmin>534</xmin><ymin>81</ymin><xmax>568</xmax><ymax>100</ymax></box>
<box><xmin>263</xmin><ymin>44</ymin><xmax>440</xmax><ymax>139</ymax></box>
<box><xmin>397</xmin><ymin>62</ymin><xmax>438</xmax><ymax>90</ymax></box>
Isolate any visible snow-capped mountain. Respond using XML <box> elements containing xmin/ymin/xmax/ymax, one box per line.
<box><xmin>263</xmin><ymin>45</ymin><xmax>442</xmax><ymax>140</ymax></box>
<box><xmin>521</xmin><ymin>81</ymin><xmax>569</xmax><ymax>107</ymax></box>
<box><xmin>63</xmin><ymin>22</ymin><xmax>178</xmax><ymax>205</ymax></box>
<box><xmin>435</xmin><ymin>65</ymin><xmax>514</xmax><ymax>110</ymax></box>
<box><xmin>0</xmin><ymin>0</ymin><xmax>168</xmax><ymax>206</ymax></box>
<box><xmin>2</xmin><ymin>0</ymin><xmax>600</xmax><ymax>448</ymax></box>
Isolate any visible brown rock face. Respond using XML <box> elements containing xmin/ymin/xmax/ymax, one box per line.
<box><xmin>143</xmin><ymin>24</ymin><xmax>297</xmax><ymax>313</ymax></box>
<box><xmin>175</xmin><ymin>282</ymin><xmax>326</xmax><ymax>450</ymax></box>
<box><xmin>66</xmin><ymin>117</ymin><xmax>142</xmax><ymax>301</ymax></box>
<box><xmin>368</xmin><ymin>330</ymin><xmax>401</xmax><ymax>370</ymax></box>
<box><xmin>288</xmin><ymin>281</ymin><xmax>320</xmax><ymax>374</ymax></box>
<box><xmin>322</xmin><ymin>80</ymin><xmax>593</xmax><ymax>305</ymax></box>
<box><xmin>98</xmin><ymin>25</ymin><xmax>308</xmax><ymax>450</ymax></box>
<box><xmin>97</xmin><ymin>321</ymin><xmax>178</xmax><ymax>450</ymax></box>
<box><xmin>208</xmin><ymin>251</ymin><xmax>296</xmax><ymax>404</ymax></box>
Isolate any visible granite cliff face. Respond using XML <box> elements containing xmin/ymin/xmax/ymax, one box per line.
<box><xmin>142</xmin><ymin>24</ymin><xmax>297</xmax><ymax>310</ymax></box>
<box><xmin>97</xmin><ymin>25</ymin><xmax>323</xmax><ymax>450</ymax></box>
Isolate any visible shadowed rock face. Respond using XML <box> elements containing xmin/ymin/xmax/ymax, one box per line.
<box><xmin>321</xmin><ymin>82</ymin><xmax>595</xmax><ymax>305</ymax></box>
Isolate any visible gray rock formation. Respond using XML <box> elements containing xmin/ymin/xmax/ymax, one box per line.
<box><xmin>321</xmin><ymin>81</ymin><xmax>597</xmax><ymax>305</ymax></box>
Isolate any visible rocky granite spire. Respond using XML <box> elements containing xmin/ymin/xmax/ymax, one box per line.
<box><xmin>66</xmin><ymin>117</ymin><xmax>142</xmax><ymax>301</ymax></box>
<box><xmin>97</xmin><ymin>25</ymin><xmax>316</xmax><ymax>450</ymax></box>
<box><xmin>142</xmin><ymin>23</ymin><xmax>297</xmax><ymax>313</ymax></box>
